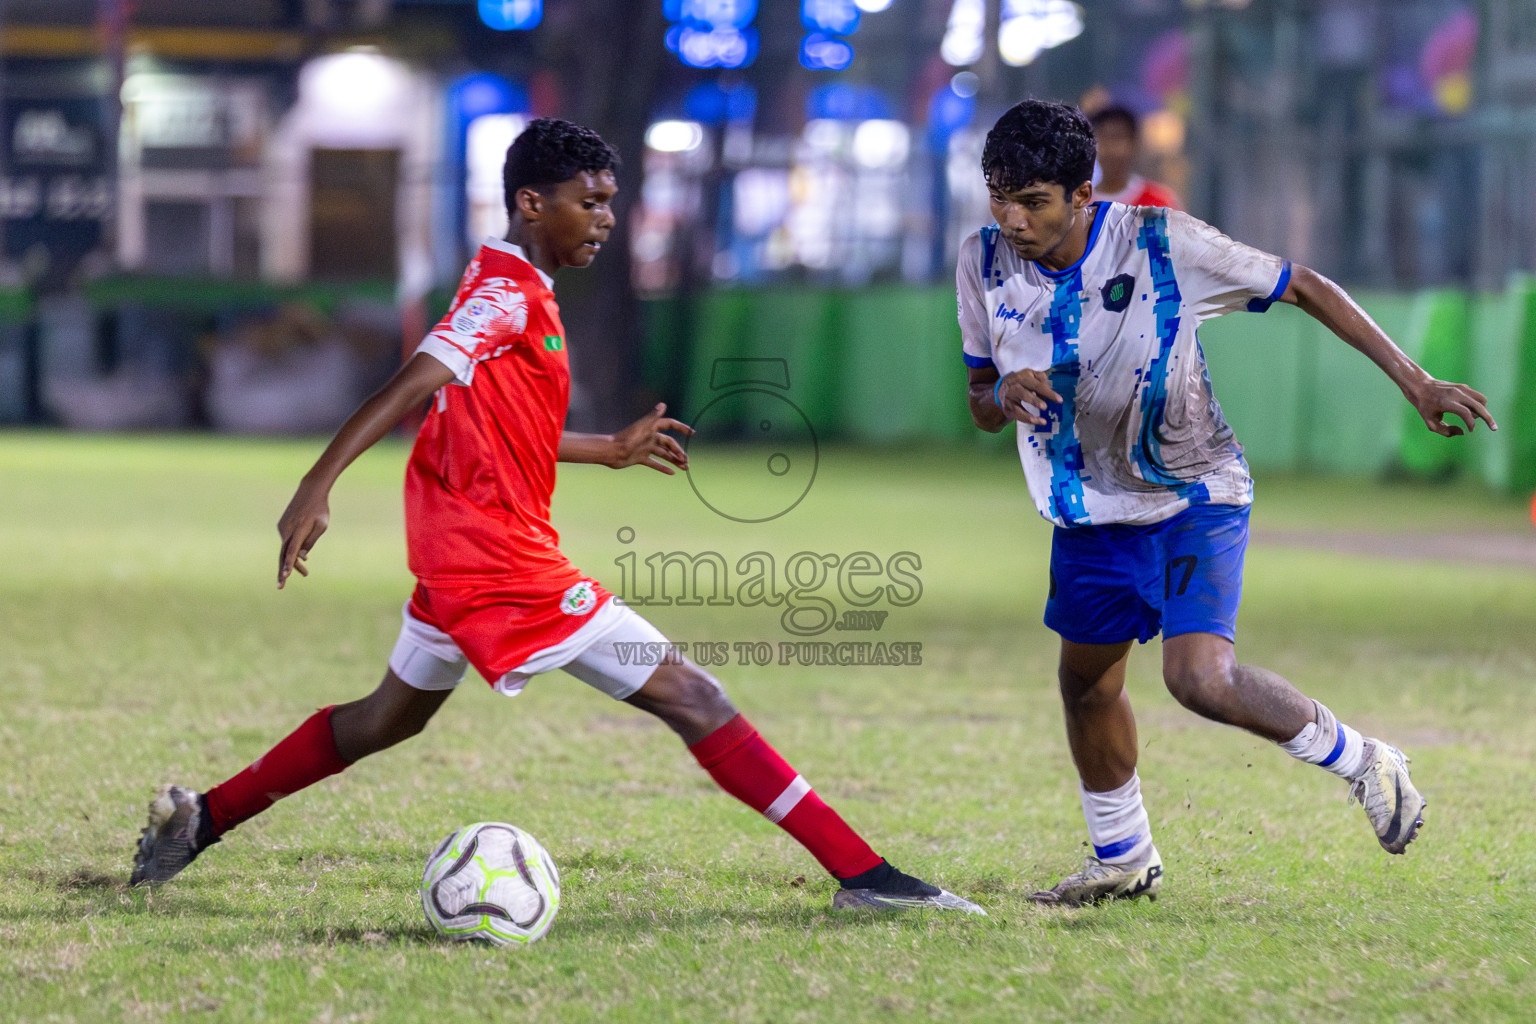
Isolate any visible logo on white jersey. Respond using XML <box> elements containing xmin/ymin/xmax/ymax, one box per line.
<box><xmin>1101</xmin><ymin>273</ymin><xmax>1135</xmax><ymax>313</ymax></box>
<box><xmin>450</xmin><ymin>278</ymin><xmax>528</xmax><ymax>336</ymax></box>
<box><xmin>560</xmin><ymin>580</ymin><xmax>599</xmax><ymax>616</ymax></box>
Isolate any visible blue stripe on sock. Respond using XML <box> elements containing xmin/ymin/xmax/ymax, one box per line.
<box><xmin>1319</xmin><ymin>728</ymin><xmax>1347</xmax><ymax>768</ymax></box>
<box><xmin>1093</xmin><ymin>835</ymin><xmax>1143</xmax><ymax>860</ymax></box>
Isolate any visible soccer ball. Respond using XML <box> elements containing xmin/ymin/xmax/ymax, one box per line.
<box><xmin>420</xmin><ymin>822</ymin><xmax>561</xmax><ymax>946</ymax></box>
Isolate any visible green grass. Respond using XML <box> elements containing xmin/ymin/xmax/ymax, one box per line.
<box><xmin>2</xmin><ymin>432</ymin><xmax>1534</xmax><ymax>1023</ymax></box>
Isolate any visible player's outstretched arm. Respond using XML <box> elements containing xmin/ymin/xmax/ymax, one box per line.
<box><xmin>968</xmin><ymin>365</ymin><xmax>1062</xmax><ymax>433</ymax></box>
<box><xmin>277</xmin><ymin>352</ymin><xmax>456</xmax><ymax>588</ymax></box>
<box><xmin>1282</xmin><ymin>265</ymin><xmax>1497</xmax><ymax>437</ymax></box>
<box><xmin>558</xmin><ymin>403</ymin><xmax>693</xmax><ymax>475</ymax></box>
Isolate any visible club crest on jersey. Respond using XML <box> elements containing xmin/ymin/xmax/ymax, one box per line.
<box><xmin>1101</xmin><ymin>274</ymin><xmax>1135</xmax><ymax>313</ymax></box>
<box><xmin>560</xmin><ymin>581</ymin><xmax>598</xmax><ymax>616</ymax></box>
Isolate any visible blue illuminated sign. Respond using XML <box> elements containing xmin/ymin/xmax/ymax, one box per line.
<box><xmin>664</xmin><ymin>0</ymin><xmax>757</xmax><ymax>30</ymax></box>
<box><xmin>685</xmin><ymin>81</ymin><xmax>757</xmax><ymax>124</ymax></box>
<box><xmin>478</xmin><ymin>0</ymin><xmax>541</xmax><ymax>31</ymax></box>
<box><xmin>806</xmin><ymin>82</ymin><xmax>892</xmax><ymax>120</ymax></box>
<box><xmin>801</xmin><ymin>0</ymin><xmax>859</xmax><ymax>35</ymax></box>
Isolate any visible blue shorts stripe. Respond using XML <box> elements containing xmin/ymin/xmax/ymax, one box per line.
<box><xmin>1094</xmin><ymin>835</ymin><xmax>1143</xmax><ymax>860</ymax></box>
<box><xmin>1318</xmin><ymin>728</ymin><xmax>1347</xmax><ymax>768</ymax></box>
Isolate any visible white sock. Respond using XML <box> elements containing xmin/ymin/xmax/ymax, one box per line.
<box><xmin>1279</xmin><ymin>699</ymin><xmax>1367</xmax><ymax>779</ymax></box>
<box><xmin>1080</xmin><ymin>773</ymin><xmax>1153</xmax><ymax>865</ymax></box>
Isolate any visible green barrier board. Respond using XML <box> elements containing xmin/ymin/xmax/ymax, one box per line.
<box><xmin>0</xmin><ymin>288</ymin><xmax>31</xmax><ymax>325</ymax></box>
<box><xmin>1398</xmin><ymin>290</ymin><xmax>1471</xmax><ymax>477</ymax></box>
<box><xmin>648</xmin><ymin>280</ymin><xmax>1536</xmax><ymax>495</ymax></box>
<box><xmin>1506</xmin><ymin>282</ymin><xmax>1536</xmax><ymax>495</ymax></box>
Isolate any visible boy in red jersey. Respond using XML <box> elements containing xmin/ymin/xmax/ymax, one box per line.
<box><xmin>130</xmin><ymin>119</ymin><xmax>982</xmax><ymax>915</ymax></box>
<box><xmin>1089</xmin><ymin>106</ymin><xmax>1180</xmax><ymax>210</ymax></box>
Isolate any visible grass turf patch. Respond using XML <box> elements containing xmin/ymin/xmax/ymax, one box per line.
<box><xmin>1</xmin><ymin>433</ymin><xmax>1533</xmax><ymax>1023</ymax></box>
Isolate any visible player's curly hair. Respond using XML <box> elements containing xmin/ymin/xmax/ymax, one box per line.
<box><xmin>982</xmin><ymin>99</ymin><xmax>1096</xmax><ymax>198</ymax></box>
<box><xmin>503</xmin><ymin>117</ymin><xmax>620</xmax><ymax>206</ymax></box>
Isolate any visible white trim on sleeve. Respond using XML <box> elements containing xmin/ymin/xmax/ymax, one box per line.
<box><xmin>415</xmin><ymin>336</ymin><xmax>478</xmax><ymax>386</ymax></box>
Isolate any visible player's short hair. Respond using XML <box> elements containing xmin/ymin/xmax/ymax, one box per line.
<box><xmin>982</xmin><ymin>99</ymin><xmax>1096</xmax><ymax>199</ymax></box>
<box><xmin>503</xmin><ymin>118</ymin><xmax>620</xmax><ymax>207</ymax></box>
<box><xmin>1090</xmin><ymin>105</ymin><xmax>1140</xmax><ymax>138</ymax></box>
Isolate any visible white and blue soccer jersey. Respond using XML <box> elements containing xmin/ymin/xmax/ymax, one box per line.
<box><xmin>957</xmin><ymin>202</ymin><xmax>1291</xmax><ymax>528</ymax></box>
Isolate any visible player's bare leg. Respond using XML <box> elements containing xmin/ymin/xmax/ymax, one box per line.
<box><xmin>330</xmin><ymin>671</ymin><xmax>453</xmax><ymax>762</ymax></box>
<box><xmin>1162</xmin><ymin>632</ymin><xmax>1425</xmax><ymax>853</ymax></box>
<box><xmin>1058</xmin><ymin>639</ymin><xmax>1138</xmax><ymax>792</ymax></box>
<box><xmin>621</xmin><ymin>659</ymin><xmax>737</xmax><ymax>744</ymax></box>
<box><xmin>1032</xmin><ymin>640</ymin><xmax>1164</xmax><ymax>906</ymax></box>
<box><xmin>626</xmin><ymin>661</ymin><xmax>984</xmax><ymax>914</ymax></box>
<box><xmin>1160</xmin><ymin>632</ymin><xmax>1311</xmax><ymax>741</ymax></box>
<box><xmin>132</xmin><ymin>671</ymin><xmax>450</xmax><ymax>885</ymax></box>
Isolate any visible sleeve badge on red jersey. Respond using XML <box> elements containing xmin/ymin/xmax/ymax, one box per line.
<box><xmin>451</xmin><ymin>278</ymin><xmax>529</xmax><ymax>336</ymax></box>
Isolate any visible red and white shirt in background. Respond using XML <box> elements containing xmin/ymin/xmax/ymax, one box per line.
<box><xmin>1095</xmin><ymin>174</ymin><xmax>1181</xmax><ymax>210</ymax></box>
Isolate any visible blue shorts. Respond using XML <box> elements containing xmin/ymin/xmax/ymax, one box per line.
<box><xmin>1044</xmin><ymin>504</ymin><xmax>1249</xmax><ymax>645</ymax></box>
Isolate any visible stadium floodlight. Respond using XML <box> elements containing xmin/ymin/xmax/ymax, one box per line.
<box><xmin>851</xmin><ymin>119</ymin><xmax>909</xmax><ymax>169</ymax></box>
<box><xmin>664</xmin><ymin>0</ymin><xmax>758</xmax><ymax>30</ymax></box>
<box><xmin>802</xmin><ymin>118</ymin><xmax>845</xmax><ymax>153</ymax></box>
<box><xmin>998</xmin><ymin>0</ymin><xmax>1084</xmax><ymax>67</ymax></box>
<box><xmin>950</xmin><ymin>70</ymin><xmax>979</xmax><ymax>98</ymax></box>
<box><xmin>647</xmin><ymin>120</ymin><xmax>706</xmax><ymax>153</ymax></box>
<box><xmin>941</xmin><ymin>0</ymin><xmax>985</xmax><ymax>67</ymax></box>
<box><xmin>478</xmin><ymin>0</ymin><xmax>542</xmax><ymax>31</ymax></box>
<box><xmin>853</xmin><ymin>0</ymin><xmax>893</xmax><ymax>11</ymax></box>
<box><xmin>800</xmin><ymin>32</ymin><xmax>854</xmax><ymax>71</ymax></box>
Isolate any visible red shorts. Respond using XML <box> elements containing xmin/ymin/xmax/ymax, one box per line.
<box><xmin>406</xmin><ymin>577</ymin><xmax>612</xmax><ymax>685</ymax></box>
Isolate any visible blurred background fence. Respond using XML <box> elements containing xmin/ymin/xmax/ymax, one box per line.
<box><xmin>640</xmin><ymin>277</ymin><xmax>1536</xmax><ymax>493</ymax></box>
<box><xmin>1</xmin><ymin>0</ymin><xmax>1533</xmax><ymax>496</ymax></box>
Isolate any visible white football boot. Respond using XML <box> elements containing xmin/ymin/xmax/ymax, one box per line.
<box><xmin>832</xmin><ymin>863</ymin><xmax>987</xmax><ymax>915</ymax></box>
<box><xmin>1349</xmin><ymin>740</ymin><xmax>1426</xmax><ymax>854</ymax></box>
<box><xmin>1029</xmin><ymin>845</ymin><xmax>1163</xmax><ymax>906</ymax></box>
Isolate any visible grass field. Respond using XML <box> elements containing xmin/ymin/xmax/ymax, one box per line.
<box><xmin>3</xmin><ymin>432</ymin><xmax>1534</xmax><ymax>1023</ymax></box>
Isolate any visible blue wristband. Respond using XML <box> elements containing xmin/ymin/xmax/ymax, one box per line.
<box><xmin>993</xmin><ymin>376</ymin><xmax>1005</xmax><ymax>407</ymax></box>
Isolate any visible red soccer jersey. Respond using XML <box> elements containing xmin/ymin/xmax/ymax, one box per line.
<box><xmin>405</xmin><ymin>239</ymin><xmax>582</xmax><ymax>594</ymax></box>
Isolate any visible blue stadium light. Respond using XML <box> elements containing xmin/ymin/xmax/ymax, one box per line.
<box><xmin>801</xmin><ymin>0</ymin><xmax>860</xmax><ymax>35</ymax></box>
<box><xmin>478</xmin><ymin>0</ymin><xmax>542</xmax><ymax>31</ymax></box>
<box><xmin>665</xmin><ymin>0</ymin><xmax>759</xmax><ymax>68</ymax></box>
<box><xmin>800</xmin><ymin>33</ymin><xmax>854</xmax><ymax>71</ymax></box>
<box><xmin>667</xmin><ymin>25</ymin><xmax>759</xmax><ymax>69</ymax></box>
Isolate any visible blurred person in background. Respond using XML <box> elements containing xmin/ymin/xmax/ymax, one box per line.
<box><xmin>1090</xmin><ymin>106</ymin><xmax>1180</xmax><ymax>210</ymax></box>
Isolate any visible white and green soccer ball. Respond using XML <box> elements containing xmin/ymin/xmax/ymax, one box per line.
<box><xmin>421</xmin><ymin>822</ymin><xmax>560</xmax><ymax>946</ymax></box>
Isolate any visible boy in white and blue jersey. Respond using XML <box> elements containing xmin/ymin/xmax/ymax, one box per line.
<box><xmin>959</xmin><ymin>100</ymin><xmax>1496</xmax><ymax>906</ymax></box>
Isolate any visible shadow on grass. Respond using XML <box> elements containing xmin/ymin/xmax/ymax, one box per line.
<box><xmin>49</xmin><ymin>867</ymin><xmax>125</xmax><ymax>891</ymax></box>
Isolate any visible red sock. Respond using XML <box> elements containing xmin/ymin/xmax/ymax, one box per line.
<box><xmin>204</xmin><ymin>706</ymin><xmax>351</xmax><ymax>836</ymax></box>
<box><xmin>688</xmin><ymin>714</ymin><xmax>883</xmax><ymax>879</ymax></box>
